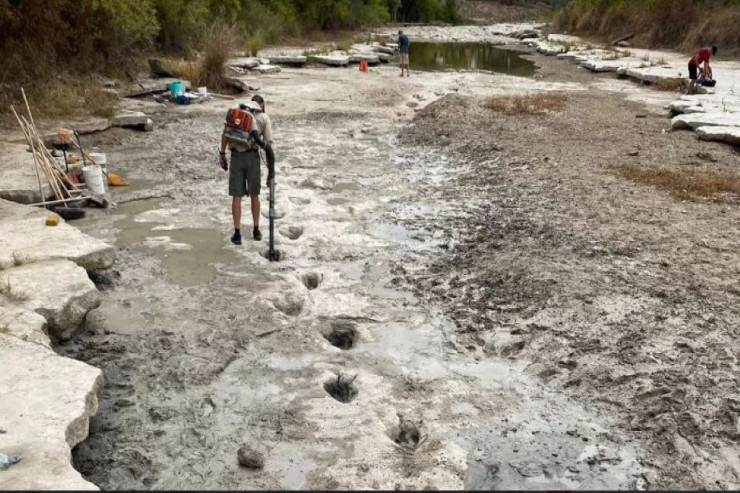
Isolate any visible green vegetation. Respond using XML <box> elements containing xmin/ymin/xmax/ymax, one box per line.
<box><xmin>553</xmin><ymin>0</ymin><xmax>740</xmax><ymax>55</ymax></box>
<box><xmin>0</xmin><ymin>0</ymin><xmax>460</xmax><ymax>82</ymax></box>
<box><xmin>0</xmin><ymin>0</ymin><xmax>460</xmax><ymax>123</ymax></box>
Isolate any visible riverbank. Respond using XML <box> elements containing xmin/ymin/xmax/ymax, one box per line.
<box><xmin>1</xmin><ymin>22</ymin><xmax>739</xmax><ymax>490</ymax></box>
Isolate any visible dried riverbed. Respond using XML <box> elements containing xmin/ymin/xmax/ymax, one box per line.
<box><xmin>58</xmin><ymin>42</ymin><xmax>740</xmax><ymax>490</ymax></box>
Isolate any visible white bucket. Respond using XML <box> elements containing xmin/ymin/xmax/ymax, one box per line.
<box><xmin>82</xmin><ymin>165</ymin><xmax>106</xmax><ymax>195</ymax></box>
<box><xmin>197</xmin><ymin>86</ymin><xmax>208</xmax><ymax>97</ymax></box>
<box><xmin>88</xmin><ymin>152</ymin><xmax>107</xmax><ymax>165</ymax></box>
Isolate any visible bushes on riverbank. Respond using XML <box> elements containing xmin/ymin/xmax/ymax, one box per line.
<box><xmin>0</xmin><ymin>0</ymin><xmax>461</xmax><ymax>83</ymax></box>
<box><xmin>553</xmin><ymin>0</ymin><xmax>740</xmax><ymax>55</ymax></box>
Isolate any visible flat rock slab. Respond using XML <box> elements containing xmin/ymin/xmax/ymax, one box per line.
<box><xmin>619</xmin><ymin>67</ymin><xmax>683</xmax><ymax>84</ymax></box>
<box><xmin>0</xmin><ymin>259</ymin><xmax>101</xmax><ymax>340</ymax></box>
<box><xmin>696</xmin><ymin>125</ymin><xmax>740</xmax><ymax>146</ymax></box>
<box><xmin>532</xmin><ymin>41</ymin><xmax>565</xmax><ymax>56</ymax></box>
<box><xmin>0</xmin><ymin>142</ymin><xmax>52</xmax><ymax>204</ymax></box>
<box><xmin>313</xmin><ymin>55</ymin><xmax>349</xmax><ymax>67</ymax></box>
<box><xmin>252</xmin><ymin>64</ymin><xmax>282</xmax><ymax>74</ymax></box>
<box><xmin>0</xmin><ymin>198</ymin><xmax>115</xmax><ymax>271</ymax></box>
<box><xmin>349</xmin><ymin>53</ymin><xmax>381</xmax><ymax>65</ymax></box>
<box><xmin>267</xmin><ymin>55</ymin><xmax>307</xmax><ymax>66</ymax></box>
<box><xmin>40</xmin><ymin>119</ymin><xmax>112</xmax><ymax>148</ymax></box>
<box><xmin>112</xmin><ymin>111</ymin><xmax>154</xmax><ymax>131</ymax></box>
<box><xmin>0</xmin><ymin>333</ymin><xmax>102</xmax><ymax>490</ymax></box>
<box><xmin>228</xmin><ymin>57</ymin><xmax>260</xmax><ymax>69</ymax></box>
<box><xmin>372</xmin><ymin>44</ymin><xmax>396</xmax><ymax>55</ymax></box>
<box><xmin>672</xmin><ymin>112</ymin><xmax>740</xmax><ymax>130</ymax></box>
<box><xmin>0</xmin><ymin>307</ymin><xmax>49</xmax><ymax>347</ymax></box>
<box><xmin>668</xmin><ymin>100</ymin><xmax>706</xmax><ymax>114</ymax></box>
<box><xmin>118</xmin><ymin>98</ymin><xmax>167</xmax><ymax>115</ymax></box>
<box><xmin>225</xmin><ymin>77</ymin><xmax>259</xmax><ymax>93</ymax></box>
<box><xmin>582</xmin><ymin>60</ymin><xmax>622</xmax><ymax>73</ymax></box>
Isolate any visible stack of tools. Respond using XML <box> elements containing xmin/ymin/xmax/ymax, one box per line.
<box><xmin>11</xmin><ymin>89</ymin><xmax>82</xmax><ymax>207</ymax></box>
<box><xmin>11</xmin><ymin>88</ymin><xmax>119</xmax><ymax>219</ymax></box>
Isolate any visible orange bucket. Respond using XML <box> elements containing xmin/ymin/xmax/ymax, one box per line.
<box><xmin>359</xmin><ymin>59</ymin><xmax>368</xmax><ymax>72</ymax></box>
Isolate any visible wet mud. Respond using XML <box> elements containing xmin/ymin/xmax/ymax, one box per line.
<box><xmin>54</xmin><ymin>48</ymin><xmax>740</xmax><ymax>489</ymax></box>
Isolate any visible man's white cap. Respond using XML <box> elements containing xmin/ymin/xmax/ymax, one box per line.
<box><xmin>243</xmin><ymin>101</ymin><xmax>262</xmax><ymax>112</ymax></box>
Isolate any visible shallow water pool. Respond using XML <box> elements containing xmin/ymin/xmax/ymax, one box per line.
<box><xmin>409</xmin><ymin>42</ymin><xmax>536</xmax><ymax>76</ymax></box>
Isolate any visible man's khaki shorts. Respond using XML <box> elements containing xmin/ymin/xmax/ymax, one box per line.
<box><xmin>229</xmin><ymin>150</ymin><xmax>261</xmax><ymax>197</ymax></box>
<box><xmin>400</xmin><ymin>53</ymin><xmax>409</xmax><ymax>65</ymax></box>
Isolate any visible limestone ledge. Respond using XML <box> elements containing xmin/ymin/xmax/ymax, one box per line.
<box><xmin>0</xmin><ymin>199</ymin><xmax>114</xmax><ymax>490</ymax></box>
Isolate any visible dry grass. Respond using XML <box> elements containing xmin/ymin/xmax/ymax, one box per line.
<box><xmin>619</xmin><ymin>164</ymin><xmax>740</xmax><ymax>203</ymax></box>
<box><xmin>555</xmin><ymin>0</ymin><xmax>740</xmax><ymax>56</ymax></box>
<box><xmin>192</xmin><ymin>23</ymin><xmax>240</xmax><ymax>90</ymax></box>
<box><xmin>168</xmin><ymin>58</ymin><xmax>198</xmax><ymax>81</ymax></box>
<box><xmin>11</xmin><ymin>252</ymin><xmax>35</xmax><ymax>266</ymax></box>
<box><xmin>0</xmin><ymin>78</ymin><xmax>117</xmax><ymax>128</ymax></box>
<box><xmin>0</xmin><ymin>279</ymin><xmax>28</xmax><ymax>302</ymax></box>
<box><xmin>485</xmin><ymin>93</ymin><xmax>568</xmax><ymax>115</ymax></box>
<box><xmin>654</xmin><ymin>77</ymin><xmax>688</xmax><ymax>93</ymax></box>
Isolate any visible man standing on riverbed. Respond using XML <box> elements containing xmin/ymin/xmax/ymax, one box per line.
<box><xmin>398</xmin><ymin>30</ymin><xmax>410</xmax><ymax>77</ymax></box>
<box><xmin>219</xmin><ymin>95</ymin><xmax>273</xmax><ymax>245</ymax></box>
<box><xmin>687</xmin><ymin>45</ymin><xmax>717</xmax><ymax>94</ymax></box>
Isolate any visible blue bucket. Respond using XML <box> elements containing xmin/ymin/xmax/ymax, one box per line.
<box><xmin>168</xmin><ymin>81</ymin><xmax>184</xmax><ymax>97</ymax></box>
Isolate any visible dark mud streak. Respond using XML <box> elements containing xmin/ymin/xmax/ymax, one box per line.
<box><xmin>394</xmin><ymin>87</ymin><xmax>740</xmax><ymax>488</ymax></box>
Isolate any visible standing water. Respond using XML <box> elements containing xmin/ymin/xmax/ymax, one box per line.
<box><xmin>409</xmin><ymin>42</ymin><xmax>536</xmax><ymax>76</ymax></box>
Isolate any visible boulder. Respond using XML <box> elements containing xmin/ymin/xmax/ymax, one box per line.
<box><xmin>148</xmin><ymin>58</ymin><xmax>175</xmax><ymax>77</ymax></box>
<box><xmin>0</xmin><ymin>259</ymin><xmax>101</xmax><ymax>340</ymax></box>
<box><xmin>0</xmin><ymin>198</ymin><xmax>115</xmax><ymax>271</ymax></box>
<box><xmin>0</xmin><ymin>334</ymin><xmax>102</xmax><ymax>490</ymax></box>
<box><xmin>313</xmin><ymin>55</ymin><xmax>349</xmax><ymax>67</ymax></box>
<box><xmin>696</xmin><ymin>125</ymin><xmax>740</xmax><ymax>146</ymax></box>
<box><xmin>112</xmin><ymin>111</ymin><xmax>153</xmax><ymax>131</ymax></box>
<box><xmin>267</xmin><ymin>55</ymin><xmax>307</xmax><ymax>66</ymax></box>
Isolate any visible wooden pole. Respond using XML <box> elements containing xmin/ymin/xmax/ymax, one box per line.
<box><xmin>19</xmin><ymin>116</ymin><xmax>65</xmax><ymax>201</ymax></box>
<box><xmin>10</xmin><ymin>106</ymin><xmax>46</xmax><ymax>202</ymax></box>
<box><xmin>20</xmin><ymin>88</ymin><xmax>72</xmax><ymax>199</ymax></box>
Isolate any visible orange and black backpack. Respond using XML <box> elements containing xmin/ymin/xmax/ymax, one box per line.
<box><xmin>223</xmin><ymin>106</ymin><xmax>256</xmax><ymax>147</ymax></box>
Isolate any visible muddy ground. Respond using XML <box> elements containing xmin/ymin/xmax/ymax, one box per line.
<box><xmin>58</xmin><ymin>49</ymin><xmax>740</xmax><ymax>489</ymax></box>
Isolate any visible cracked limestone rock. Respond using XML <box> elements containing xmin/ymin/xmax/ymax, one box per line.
<box><xmin>0</xmin><ymin>199</ymin><xmax>115</xmax><ymax>271</ymax></box>
<box><xmin>0</xmin><ymin>334</ymin><xmax>102</xmax><ymax>490</ymax></box>
<box><xmin>0</xmin><ymin>259</ymin><xmax>101</xmax><ymax>340</ymax></box>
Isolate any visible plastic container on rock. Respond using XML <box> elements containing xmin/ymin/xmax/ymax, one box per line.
<box><xmin>82</xmin><ymin>165</ymin><xmax>107</xmax><ymax>195</ymax></box>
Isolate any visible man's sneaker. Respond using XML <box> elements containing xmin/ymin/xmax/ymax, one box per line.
<box><xmin>253</xmin><ymin>228</ymin><xmax>262</xmax><ymax>241</ymax></box>
<box><xmin>231</xmin><ymin>231</ymin><xmax>242</xmax><ymax>245</ymax></box>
